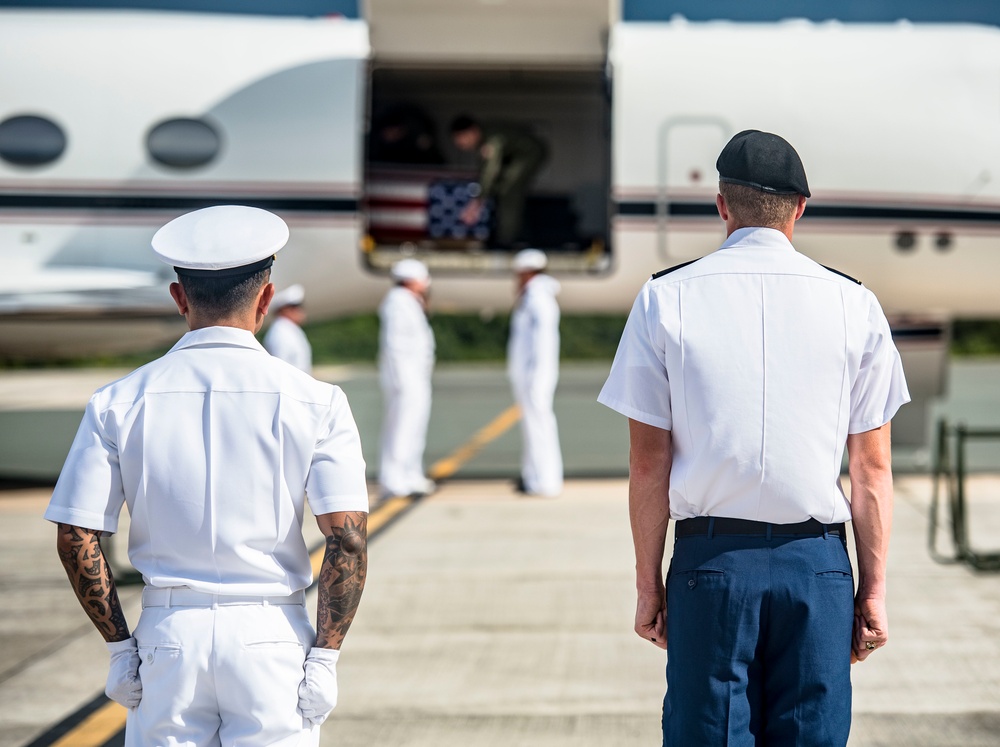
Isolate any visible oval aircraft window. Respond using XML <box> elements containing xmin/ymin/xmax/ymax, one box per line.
<box><xmin>146</xmin><ymin>117</ymin><xmax>221</xmax><ymax>169</ymax></box>
<box><xmin>0</xmin><ymin>115</ymin><xmax>67</xmax><ymax>166</ymax></box>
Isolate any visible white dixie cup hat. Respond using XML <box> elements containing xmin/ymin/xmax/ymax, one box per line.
<box><xmin>390</xmin><ymin>258</ymin><xmax>430</xmax><ymax>284</ymax></box>
<box><xmin>511</xmin><ymin>248</ymin><xmax>548</xmax><ymax>272</ymax></box>
<box><xmin>271</xmin><ymin>283</ymin><xmax>305</xmax><ymax>309</ymax></box>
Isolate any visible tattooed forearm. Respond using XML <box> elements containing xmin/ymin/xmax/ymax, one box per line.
<box><xmin>56</xmin><ymin>523</ymin><xmax>130</xmax><ymax>642</ymax></box>
<box><xmin>315</xmin><ymin>512</ymin><xmax>368</xmax><ymax>649</ymax></box>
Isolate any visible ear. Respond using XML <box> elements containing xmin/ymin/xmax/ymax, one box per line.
<box><xmin>169</xmin><ymin>282</ymin><xmax>188</xmax><ymax>316</ymax></box>
<box><xmin>258</xmin><ymin>282</ymin><xmax>275</xmax><ymax>317</ymax></box>
<box><xmin>794</xmin><ymin>195</ymin><xmax>807</xmax><ymax>221</ymax></box>
<box><xmin>716</xmin><ymin>193</ymin><xmax>729</xmax><ymax>221</ymax></box>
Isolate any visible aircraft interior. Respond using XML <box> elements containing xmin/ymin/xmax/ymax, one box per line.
<box><xmin>363</xmin><ymin>66</ymin><xmax>611</xmax><ymax>274</ymax></box>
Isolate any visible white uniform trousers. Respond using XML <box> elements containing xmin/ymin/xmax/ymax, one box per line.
<box><xmin>513</xmin><ymin>379</ymin><xmax>563</xmax><ymax>496</ymax></box>
<box><xmin>127</xmin><ymin>591</ymin><xmax>318</xmax><ymax>747</ymax></box>
<box><xmin>379</xmin><ymin>376</ymin><xmax>432</xmax><ymax>496</ymax></box>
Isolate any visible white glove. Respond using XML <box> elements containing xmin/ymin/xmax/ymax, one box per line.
<box><xmin>297</xmin><ymin>647</ymin><xmax>340</xmax><ymax>725</ymax></box>
<box><xmin>105</xmin><ymin>638</ymin><xmax>142</xmax><ymax>708</ymax></box>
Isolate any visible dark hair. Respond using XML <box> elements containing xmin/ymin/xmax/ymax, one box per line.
<box><xmin>179</xmin><ymin>267</ymin><xmax>270</xmax><ymax>316</ymax></box>
<box><xmin>719</xmin><ymin>182</ymin><xmax>800</xmax><ymax>229</ymax></box>
<box><xmin>449</xmin><ymin>114</ymin><xmax>478</xmax><ymax>135</ymax></box>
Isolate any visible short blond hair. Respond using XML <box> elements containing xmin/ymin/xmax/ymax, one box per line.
<box><xmin>719</xmin><ymin>182</ymin><xmax>800</xmax><ymax>229</ymax></box>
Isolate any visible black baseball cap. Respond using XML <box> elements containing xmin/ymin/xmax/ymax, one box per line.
<box><xmin>717</xmin><ymin>130</ymin><xmax>811</xmax><ymax>198</ymax></box>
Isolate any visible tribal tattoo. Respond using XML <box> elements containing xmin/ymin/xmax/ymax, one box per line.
<box><xmin>315</xmin><ymin>512</ymin><xmax>368</xmax><ymax>649</ymax></box>
<box><xmin>56</xmin><ymin>523</ymin><xmax>130</xmax><ymax>642</ymax></box>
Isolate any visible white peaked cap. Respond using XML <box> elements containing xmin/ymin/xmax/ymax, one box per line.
<box><xmin>512</xmin><ymin>248</ymin><xmax>548</xmax><ymax>272</ymax></box>
<box><xmin>272</xmin><ymin>284</ymin><xmax>305</xmax><ymax>309</ymax></box>
<box><xmin>152</xmin><ymin>205</ymin><xmax>289</xmax><ymax>276</ymax></box>
<box><xmin>390</xmin><ymin>258</ymin><xmax>430</xmax><ymax>283</ymax></box>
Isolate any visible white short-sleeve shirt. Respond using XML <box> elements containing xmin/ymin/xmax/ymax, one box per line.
<box><xmin>378</xmin><ymin>286</ymin><xmax>436</xmax><ymax>388</ymax></box>
<box><xmin>598</xmin><ymin>227</ymin><xmax>910</xmax><ymax>524</ymax></box>
<box><xmin>507</xmin><ymin>274</ymin><xmax>561</xmax><ymax>394</ymax></box>
<box><xmin>45</xmin><ymin>326</ymin><xmax>369</xmax><ymax>595</ymax></box>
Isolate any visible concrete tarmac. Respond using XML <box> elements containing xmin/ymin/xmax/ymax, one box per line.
<box><xmin>323</xmin><ymin>475</ymin><xmax>1000</xmax><ymax>747</ymax></box>
<box><xmin>0</xmin><ymin>363</ymin><xmax>629</xmax><ymax>482</ymax></box>
<box><xmin>6</xmin><ymin>358</ymin><xmax>1000</xmax><ymax>482</ymax></box>
<box><xmin>2</xmin><ymin>472</ymin><xmax>999</xmax><ymax>746</ymax></box>
<box><xmin>2</xmin><ymin>360</ymin><xmax>1000</xmax><ymax>745</ymax></box>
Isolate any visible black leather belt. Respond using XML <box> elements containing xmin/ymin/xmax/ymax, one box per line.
<box><xmin>675</xmin><ymin>517</ymin><xmax>843</xmax><ymax>537</ymax></box>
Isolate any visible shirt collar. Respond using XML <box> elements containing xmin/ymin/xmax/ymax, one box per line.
<box><xmin>167</xmin><ymin>325</ymin><xmax>267</xmax><ymax>355</ymax></box>
<box><xmin>720</xmin><ymin>226</ymin><xmax>796</xmax><ymax>252</ymax></box>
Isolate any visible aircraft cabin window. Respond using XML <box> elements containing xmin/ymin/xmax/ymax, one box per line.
<box><xmin>0</xmin><ymin>115</ymin><xmax>67</xmax><ymax>167</ymax></box>
<box><xmin>146</xmin><ymin>117</ymin><xmax>221</xmax><ymax>169</ymax></box>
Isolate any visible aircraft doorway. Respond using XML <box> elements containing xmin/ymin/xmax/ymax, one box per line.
<box><xmin>362</xmin><ymin>66</ymin><xmax>611</xmax><ymax>275</ymax></box>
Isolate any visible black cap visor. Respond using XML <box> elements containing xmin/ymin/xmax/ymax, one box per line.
<box><xmin>174</xmin><ymin>255</ymin><xmax>275</xmax><ymax>279</ymax></box>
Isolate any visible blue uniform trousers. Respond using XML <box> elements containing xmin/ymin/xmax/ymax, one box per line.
<box><xmin>663</xmin><ymin>524</ymin><xmax>854</xmax><ymax>746</ymax></box>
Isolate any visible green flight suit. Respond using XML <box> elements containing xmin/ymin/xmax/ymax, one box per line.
<box><xmin>477</xmin><ymin>125</ymin><xmax>548</xmax><ymax>245</ymax></box>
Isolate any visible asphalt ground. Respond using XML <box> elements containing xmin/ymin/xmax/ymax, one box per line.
<box><xmin>1</xmin><ymin>361</ymin><xmax>1000</xmax><ymax>745</ymax></box>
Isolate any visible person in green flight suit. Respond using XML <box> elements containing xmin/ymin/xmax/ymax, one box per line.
<box><xmin>450</xmin><ymin>114</ymin><xmax>549</xmax><ymax>247</ymax></box>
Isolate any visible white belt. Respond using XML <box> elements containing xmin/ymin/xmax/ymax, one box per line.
<box><xmin>142</xmin><ymin>586</ymin><xmax>306</xmax><ymax>609</ymax></box>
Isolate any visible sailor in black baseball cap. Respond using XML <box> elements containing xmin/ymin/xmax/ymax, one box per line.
<box><xmin>716</xmin><ymin>129</ymin><xmax>811</xmax><ymax>197</ymax></box>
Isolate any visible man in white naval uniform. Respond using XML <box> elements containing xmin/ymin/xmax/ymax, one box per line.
<box><xmin>599</xmin><ymin>131</ymin><xmax>909</xmax><ymax>745</ymax></box>
<box><xmin>45</xmin><ymin>206</ymin><xmax>369</xmax><ymax>746</ymax></box>
<box><xmin>378</xmin><ymin>258</ymin><xmax>436</xmax><ymax>499</ymax></box>
<box><xmin>508</xmin><ymin>248</ymin><xmax>563</xmax><ymax>497</ymax></box>
<box><xmin>264</xmin><ymin>283</ymin><xmax>312</xmax><ymax>373</ymax></box>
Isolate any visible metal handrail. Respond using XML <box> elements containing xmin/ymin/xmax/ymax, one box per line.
<box><xmin>928</xmin><ymin>419</ymin><xmax>961</xmax><ymax>565</ymax></box>
<box><xmin>928</xmin><ymin>419</ymin><xmax>1000</xmax><ymax>571</ymax></box>
<box><xmin>655</xmin><ymin>116</ymin><xmax>730</xmax><ymax>261</ymax></box>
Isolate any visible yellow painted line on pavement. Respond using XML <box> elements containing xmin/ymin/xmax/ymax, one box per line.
<box><xmin>429</xmin><ymin>404</ymin><xmax>522</xmax><ymax>480</ymax></box>
<box><xmin>367</xmin><ymin>495</ymin><xmax>414</xmax><ymax>533</ymax></box>
<box><xmin>49</xmin><ymin>701</ymin><xmax>126</xmax><ymax>747</ymax></box>
<box><xmin>42</xmin><ymin>407</ymin><xmax>519</xmax><ymax>747</ymax></box>
<box><xmin>45</xmin><ymin>495</ymin><xmax>414</xmax><ymax>747</ymax></box>
<box><xmin>309</xmin><ymin>405</ymin><xmax>521</xmax><ymax>574</ymax></box>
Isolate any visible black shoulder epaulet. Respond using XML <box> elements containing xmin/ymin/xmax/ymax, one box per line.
<box><xmin>820</xmin><ymin>264</ymin><xmax>862</xmax><ymax>285</ymax></box>
<box><xmin>651</xmin><ymin>257</ymin><xmax>702</xmax><ymax>280</ymax></box>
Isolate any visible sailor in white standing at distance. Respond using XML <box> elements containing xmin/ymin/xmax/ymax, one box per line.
<box><xmin>44</xmin><ymin>205</ymin><xmax>369</xmax><ymax>746</ymax></box>
<box><xmin>264</xmin><ymin>283</ymin><xmax>312</xmax><ymax>374</ymax></box>
<box><xmin>378</xmin><ymin>258</ymin><xmax>436</xmax><ymax>499</ymax></box>
<box><xmin>508</xmin><ymin>248</ymin><xmax>563</xmax><ymax>496</ymax></box>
